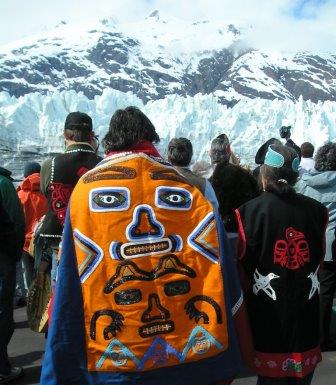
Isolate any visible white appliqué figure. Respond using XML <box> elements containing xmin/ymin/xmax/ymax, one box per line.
<box><xmin>307</xmin><ymin>266</ymin><xmax>320</xmax><ymax>300</ymax></box>
<box><xmin>253</xmin><ymin>269</ymin><xmax>280</xmax><ymax>301</ymax></box>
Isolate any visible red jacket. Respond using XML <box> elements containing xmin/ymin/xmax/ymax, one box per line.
<box><xmin>17</xmin><ymin>173</ymin><xmax>48</xmax><ymax>253</ymax></box>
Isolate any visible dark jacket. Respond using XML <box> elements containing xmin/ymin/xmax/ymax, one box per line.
<box><xmin>211</xmin><ymin>163</ymin><xmax>259</xmax><ymax>232</ymax></box>
<box><xmin>286</xmin><ymin>139</ymin><xmax>301</xmax><ymax>159</ymax></box>
<box><xmin>237</xmin><ymin>192</ymin><xmax>327</xmax><ymax>377</ymax></box>
<box><xmin>333</xmin><ymin>227</ymin><xmax>336</xmax><ymax>261</ymax></box>
<box><xmin>39</xmin><ymin>143</ymin><xmax>102</xmax><ymax>238</ymax></box>
<box><xmin>0</xmin><ymin>166</ymin><xmax>25</xmax><ymax>259</ymax></box>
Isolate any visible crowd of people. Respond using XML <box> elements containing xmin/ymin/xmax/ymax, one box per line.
<box><xmin>0</xmin><ymin>107</ymin><xmax>335</xmax><ymax>385</ymax></box>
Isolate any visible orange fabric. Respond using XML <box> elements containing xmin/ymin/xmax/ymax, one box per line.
<box><xmin>70</xmin><ymin>154</ymin><xmax>229</xmax><ymax>372</ymax></box>
<box><xmin>17</xmin><ymin>173</ymin><xmax>48</xmax><ymax>252</ymax></box>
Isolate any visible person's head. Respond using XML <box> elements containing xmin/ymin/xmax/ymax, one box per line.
<box><xmin>279</xmin><ymin>125</ymin><xmax>291</xmax><ymax>140</ymax></box>
<box><xmin>260</xmin><ymin>144</ymin><xmax>299</xmax><ymax>197</ymax></box>
<box><xmin>300</xmin><ymin>142</ymin><xmax>314</xmax><ymax>158</ymax></box>
<box><xmin>211</xmin><ymin>163</ymin><xmax>259</xmax><ymax>231</ymax></box>
<box><xmin>255</xmin><ymin>138</ymin><xmax>282</xmax><ymax>165</ymax></box>
<box><xmin>167</xmin><ymin>137</ymin><xmax>193</xmax><ymax>167</ymax></box>
<box><xmin>209</xmin><ymin>134</ymin><xmax>231</xmax><ymax>165</ymax></box>
<box><xmin>64</xmin><ymin>111</ymin><xmax>95</xmax><ymax>144</ymax></box>
<box><xmin>103</xmin><ymin>106</ymin><xmax>159</xmax><ymax>152</ymax></box>
<box><xmin>24</xmin><ymin>161</ymin><xmax>41</xmax><ymax>178</ymax></box>
<box><xmin>315</xmin><ymin>142</ymin><xmax>336</xmax><ymax>171</ymax></box>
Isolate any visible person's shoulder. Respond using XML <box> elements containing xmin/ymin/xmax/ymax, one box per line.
<box><xmin>0</xmin><ymin>173</ymin><xmax>14</xmax><ymax>189</ymax></box>
<box><xmin>238</xmin><ymin>192</ymin><xmax>264</xmax><ymax>211</ymax></box>
<box><xmin>295</xmin><ymin>173</ymin><xmax>311</xmax><ymax>188</ymax></box>
<box><xmin>295</xmin><ymin>192</ymin><xmax>327</xmax><ymax>212</ymax></box>
<box><xmin>41</xmin><ymin>157</ymin><xmax>53</xmax><ymax>169</ymax></box>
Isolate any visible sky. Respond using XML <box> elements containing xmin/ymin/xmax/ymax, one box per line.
<box><xmin>0</xmin><ymin>0</ymin><xmax>335</xmax><ymax>52</ymax></box>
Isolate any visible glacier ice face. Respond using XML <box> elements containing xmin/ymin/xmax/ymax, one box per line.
<box><xmin>1</xmin><ymin>89</ymin><xmax>336</xmax><ymax>169</ymax></box>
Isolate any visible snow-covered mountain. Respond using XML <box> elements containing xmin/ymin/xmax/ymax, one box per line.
<box><xmin>1</xmin><ymin>12</ymin><xmax>336</xmax><ymax>180</ymax></box>
<box><xmin>1</xmin><ymin>11</ymin><xmax>336</xmax><ymax>106</ymax></box>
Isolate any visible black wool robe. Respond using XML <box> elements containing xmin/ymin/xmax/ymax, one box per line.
<box><xmin>236</xmin><ymin>192</ymin><xmax>328</xmax><ymax>378</ymax></box>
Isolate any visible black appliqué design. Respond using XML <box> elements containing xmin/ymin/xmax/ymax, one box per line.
<box><xmin>139</xmin><ymin>293</ymin><xmax>175</xmax><ymax>338</ymax></box>
<box><xmin>152</xmin><ymin>254</ymin><xmax>196</xmax><ymax>280</ymax></box>
<box><xmin>104</xmin><ymin>254</ymin><xmax>196</xmax><ymax>294</ymax></box>
<box><xmin>90</xmin><ymin>309</ymin><xmax>124</xmax><ymax>340</ymax></box>
<box><xmin>139</xmin><ymin>320</ymin><xmax>175</xmax><ymax>338</ymax></box>
<box><xmin>185</xmin><ymin>295</ymin><xmax>223</xmax><ymax>324</ymax></box>
<box><xmin>104</xmin><ymin>261</ymin><xmax>152</xmax><ymax>294</ymax></box>
<box><xmin>141</xmin><ymin>293</ymin><xmax>170</xmax><ymax>322</ymax></box>
<box><xmin>114</xmin><ymin>289</ymin><xmax>142</xmax><ymax>305</ymax></box>
<box><xmin>164</xmin><ymin>280</ymin><xmax>190</xmax><ymax>296</ymax></box>
<box><xmin>150</xmin><ymin>168</ymin><xmax>188</xmax><ymax>184</ymax></box>
<box><xmin>83</xmin><ymin>165</ymin><xmax>137</xmax><ymax>184</ymax></box>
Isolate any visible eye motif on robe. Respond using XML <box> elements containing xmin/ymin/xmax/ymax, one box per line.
<box><xmin>90</xmin><ymin>188</ymin><xmax>130</xmax><ymax>212</ymax></box>
<box><xmin>155</xmin><ymin>186</ymin><xmax>192</xmax><ymax>210</ymax></box>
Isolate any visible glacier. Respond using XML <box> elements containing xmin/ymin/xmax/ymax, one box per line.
<box><xmin>1</xmin><ymin>88</ymin><xmax>336</xmax><ymax>179</ymax></box>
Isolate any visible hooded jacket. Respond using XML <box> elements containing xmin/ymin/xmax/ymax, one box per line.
<box><xmin>296</xmin><ymin>171</ymin><xmax>336</xmax><ymax>262</ymax></box>
<box><xmin>17</xmin><ymin>172</ymin><xmax>48</xmax><ymax>252</ymax></box>
<box><xmin>0</xmin><ymin>166</ymin><xmax>25</xmax><ymax>259</ymax></box>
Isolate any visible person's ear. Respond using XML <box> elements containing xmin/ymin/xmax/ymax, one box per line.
<box><xmin>226</xmin><ymin>144</ymin><xmax>232</xmax><ymax>156</ymax></box>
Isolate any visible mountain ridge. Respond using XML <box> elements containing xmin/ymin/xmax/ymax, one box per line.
<box><xmin>1</xmin><ymin>12</ymin><xmax>336</xmax><ymax>106</ymax></box>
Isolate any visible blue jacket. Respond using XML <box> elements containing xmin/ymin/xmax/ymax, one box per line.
<box><xmin>296</xmin><ymin>171</ymin><xmax>336</xmax><ymax>262</ymax></box>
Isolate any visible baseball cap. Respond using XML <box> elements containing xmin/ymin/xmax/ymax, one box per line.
<box><xmin>64</xmin><ymin>112</ymin><xmax>92</xmax><ymax>131</ymax></box>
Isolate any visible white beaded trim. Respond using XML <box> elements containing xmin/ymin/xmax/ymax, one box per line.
<box><xmin>50</xmin><ymin>157</ymin><xmax>55</xmax><ymax>182</ymax></box>
<box><xmin>39</xmin><ymin>234</ymin><xmax>62</xmax><ymax>238</ymax></box>
<box><xmin>66</xmin><ymin>149</ymin><xmax>96</xmax><ymax>154</ymax></box>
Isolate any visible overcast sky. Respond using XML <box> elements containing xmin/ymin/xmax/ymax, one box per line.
<box><xmin>0</xmin><ymin>0</ymin><xmax>335</xmax><ymax>52</ymax></box>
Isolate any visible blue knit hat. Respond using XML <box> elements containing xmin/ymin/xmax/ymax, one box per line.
<box><xmin>264</xmin><ymin>145</ymin><xmax>299</xmax><ymax>172</ymax></box>
<box><xmin>24</xmin><ymin>161</ymin><xmax>41</xmax><ymax>178</ymax></box>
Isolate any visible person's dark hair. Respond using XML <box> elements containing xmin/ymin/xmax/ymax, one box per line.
<box><xmin>211</xmin><ymin>163</ymin><xmax>260</xmax><ymax>232</ymax></box>
<box><xmin>63</xmin><ymin>111</ymin><xmax>93</xmax><ymax>143</ymax></box>
<box><xmin>261</xmin><ymin>144</ymin><xmax>299</xmax><ymax>197</ymax></box>
<box><xmin>210</xmin><ymin>134</ymin><xmax>230</xmax><ymax>165</ymax></box>
<box><xmin>300</xmin><ymin>142</ymin><xmax>314</xmax><ymax>158</ymax></box>
<box><xmin>103</xmin><ymin>106</ymin><xmax>160</xmax><ymax>152</ymax></box>
<box><xmin>279</xmin><ymin>125</ymin><xmax>291</xmax><ymax>139</ymax></box>
<box><xmin>64</xmin><ymin>128</ymin><xmax>92</xmax><ymax>142</ymax></box>
<box><xmin>315</xmin><ymin>142</ymin><xmax>336</xmax><ymax>171</ymax></box>
<box><xmin>167</xmin><ymin>137</ymin><xmax>193</xmax><ymax>167</ymax></box>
